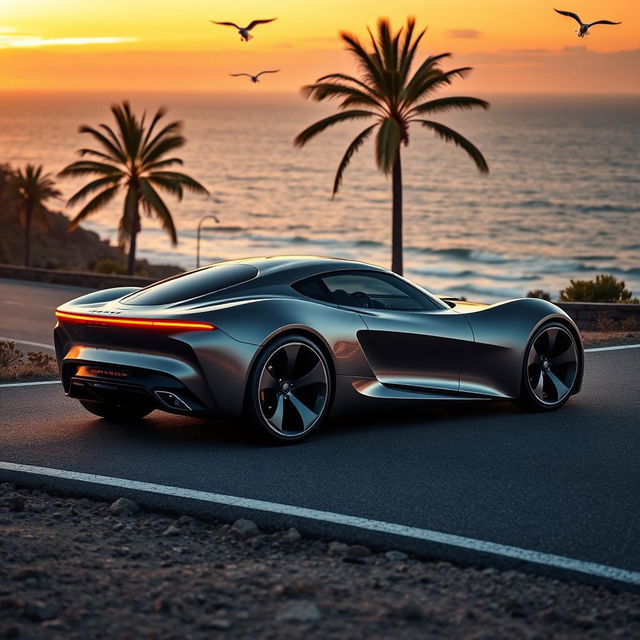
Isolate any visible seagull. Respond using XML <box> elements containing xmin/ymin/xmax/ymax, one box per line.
<box><xmin>210</xmin><ymin>18</ymin><xmax>277</xmax><ymax>42</ymax></box>
<box><xmin>229</xmin><ymin>70</ymin><xmax>281</xmax><ymax>83</ymax></box>
<box><xmin>554</xmin><ymin>9</ymin><xmax>621</xmax><ymax>38</ymax></box>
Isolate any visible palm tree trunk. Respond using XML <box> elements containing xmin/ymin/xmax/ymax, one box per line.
<box><xmin>23</xmin><ymin>204</ymin><xmax>33</xmax><ymax>267</ymax></box>
<box><xmin>391</xmin><ymin>151</ymin><xmax>403</xmax><ymax>275</ymax></box>
<box><xmin>127</xmin><ymin>202</ymin><xmax>140</xmax><ymax>276</ymax></box>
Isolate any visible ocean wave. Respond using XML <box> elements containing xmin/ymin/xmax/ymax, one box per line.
<box><xmin>576</xmin><ymin>204</ymin><xmax>640</xmax><ymax>214</ymax></box>
<box><xmin>515</xmin><ymin>199</ymin><xmax>556</xmax><ymax>209</ymax></box>
<box><xmin>355</xmin><ymin>240</ymin><xmax>385</xmax><ymax>247</ymax></box>
<box><xmin>214</xmin><ymin>226</ymin><xmax>245</xmax><ymax>232</ymax></box>
<box><xmin>572</xmin><ymin>254</ymin><xmax>616</xmax><ymax>261</ymax></box>
<box><xmin>406</xmin><ymin>246</ymin><xmax>511</xmax><ymax>264</ymax></box>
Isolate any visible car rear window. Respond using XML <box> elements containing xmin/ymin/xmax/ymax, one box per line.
<box><xmin>123</xmin><ymin>264</ymin><xmax>258</xmax><ymax>306</ymax></box>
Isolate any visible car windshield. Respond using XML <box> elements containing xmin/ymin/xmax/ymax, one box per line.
<box><xmin>123</xmin><ymin>264</ymin><xmax>258</xmax><ymax>305</ymax></box>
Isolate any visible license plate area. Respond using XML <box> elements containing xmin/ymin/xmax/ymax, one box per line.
<box><xmin>75</xmin><ymin>365</ymin><xmax>132</xmax><ymax>380</ymax></box>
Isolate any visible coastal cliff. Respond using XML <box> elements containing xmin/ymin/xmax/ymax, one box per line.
<box><xmin>0</xmin><ymin>207</ymin><xmax>182</xmax><ymax>280</ymax></box>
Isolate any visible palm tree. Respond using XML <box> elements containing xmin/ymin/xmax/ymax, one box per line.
<box><xmin>294</xmin><ymin>17</ymin><xmax>489</xmax><ymax>275</ymax></box>
<box><xmin>60</xmin><ymin>101</ymin><xmax>209</xmax><ymax>275</ymax></box>
<box><xmin>10</xmin><ymin>164</ymin><xmax>62</xmax><ymax>267</ymax></box>
<box><xmin>0</xmin><ymin>164</ymin><xmax>13</xmax><ymax>218</ymax></box>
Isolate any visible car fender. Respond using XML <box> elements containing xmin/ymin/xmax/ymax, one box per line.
<box><xmin>459</xmin><ymin>298</ymin><xmax>583</xmax><ymax>398</ymax></box>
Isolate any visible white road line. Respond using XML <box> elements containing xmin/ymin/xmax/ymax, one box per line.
<box><xmin>0</xmin><ymin>336</ymin><xmax>54</xmax><ymax>351</ymax></box>
<box><xmin>585</xmin><ymin>344</ymin><xmax>640</xmax><ymax>353</ymax></box>
<box><xmin>0</xmin><ymin>460</ymin><xmax>639</xmax><ymax>586</ymax></box>
<box><xmin>0</xmin><ymin>380</ymin><xmax>60</xmax><ymax>388</ymax></box>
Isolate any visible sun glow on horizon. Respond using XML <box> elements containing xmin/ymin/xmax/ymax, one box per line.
<box><xmin>0</xmin><ymin>33</ymin><xmax>137</xmax><ymax>49</ymax></box>
<box><xmin>0</xmin><ymin>0</ymin><xmax>638</xmax><ymax>93</ymax></box>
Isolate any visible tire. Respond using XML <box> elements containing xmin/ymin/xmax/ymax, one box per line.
<box><xmin>79</xmin><ymin>399</ymin><xmax>153</xmax><ymax>421</ymax></box>
<box><xmin>245</xmin><ymin>334</ymin><xmax>332</xmax><ymax>443</ymax></box>
<box><xmin>519</xmin><ymin>322</ymin><xmax>580</xmax><ymax>411</ymax></box>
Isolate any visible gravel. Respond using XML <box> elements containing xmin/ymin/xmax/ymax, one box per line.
<box><xmin>1</xmin><ymin>483</ymin><xmax>640</xmax><ymax>639</ymax></box>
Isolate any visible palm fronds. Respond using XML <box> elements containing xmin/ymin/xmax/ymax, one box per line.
<box><xmin>59</xmin><ymin>101</ymin><xmax>209</xmax><ymax>274</ymax></box>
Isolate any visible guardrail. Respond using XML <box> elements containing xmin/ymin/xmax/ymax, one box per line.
<box><xmin>556</xmin><ymin>302</ymin><xmax>640</xmax><ymax>332</ymax></box>
<box><xmin>0</xmin><ymin>264</ymin><xmax>156</xmax><ymax>290</ymax></box>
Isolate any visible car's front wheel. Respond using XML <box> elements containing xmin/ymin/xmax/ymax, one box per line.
<box><xmin>519</xmin><ymin>322</ymin><xmax>580</xmax><ymax>411</ymax></box>
<box><xmin>79</xmin><ymin>399</ymin><xmax>153</xmax><ymax>421</ymax></box>
<box><xmin>246</xmin><ymin>335</ymin><xmax>332</xmax><ymax>443</ymax></box>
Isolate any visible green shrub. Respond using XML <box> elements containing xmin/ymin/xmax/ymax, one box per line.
<box><xmin>94</xmin><ymin>259</ymin><xmax>127</xmax><ymax>275</ymax></box>
<box><xmin>527</xmin><ymin>289</ymin><xmax>551</xmax><ymax>301</ymax></box>
<box><xmin>559</xmin><ymin>274</ymin><xmax>638</xmax><ymax>303</ymax></box>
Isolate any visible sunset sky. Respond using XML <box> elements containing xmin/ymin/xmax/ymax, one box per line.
<box><xmin>0</xmin><ymin>0</ymin><xmax>638</xmax><ymax>93</ymax></box>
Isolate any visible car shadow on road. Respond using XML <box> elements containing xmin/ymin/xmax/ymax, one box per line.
<box><xmin>84</xmin><ymin>398</ymin><xmax>526</xmax><ymax>449</ymax></box>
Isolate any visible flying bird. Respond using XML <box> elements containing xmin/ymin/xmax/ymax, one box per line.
<box><xmin>210</xmin><ymin>18</ymin><xmax>277</xmax><ymax>42</ymax></box>
<box><xmin>229</xmin><ymin>70</ymin><xmax>281</xmax><ymax>84</ymax></box>
<box><xmin>554</xmin><ymin>9</ymin><xmax>621</xmax><ymax>38</ymax></box>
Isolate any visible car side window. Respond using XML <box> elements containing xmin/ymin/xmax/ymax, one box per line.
<box><xmin>320</xmin><ymin>272</ymin><xmax>441</xmax><ymax>311</ymax></box>
<box><xmin>292</xmin><ymin>277</ymin><xmax>334</xmax><ymax>303</ymax></box>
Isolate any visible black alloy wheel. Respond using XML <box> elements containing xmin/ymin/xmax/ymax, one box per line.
<box><xmin>520</xmin><ymin>322</ymin><xmax>579</xmax><ymax>410</ymax></box>
<box><xmin>247</xmin><ymin>335</ymin><xmax>332</xmax><ymax>442</ymax></box>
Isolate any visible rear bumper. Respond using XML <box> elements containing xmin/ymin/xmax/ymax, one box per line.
<box><xmin>57</xmin><ymin>344</ymin><xmax>219</xmax><ymax>417</ymax></box>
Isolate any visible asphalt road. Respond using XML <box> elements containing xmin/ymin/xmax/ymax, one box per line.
<box><xmin>0</xmin><ymin>278</ymin><xmax>90</xmax><ymax>349</ymax></box>
<box><xmin>1</xmin><ymin>278</ymin><xmax>639</xmax><ymax>585</ymax></box>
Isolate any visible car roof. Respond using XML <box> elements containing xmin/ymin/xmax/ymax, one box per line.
<box><xmin>219</xmin><ymin>255</ymin><xmax>389</xmax><ymax>279</ymax></box>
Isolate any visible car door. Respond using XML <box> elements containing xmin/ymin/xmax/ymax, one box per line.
<box><xmin>320</xmin><ymin>271</ymin><xmax>474</xmax><ymax>393</ymax></box>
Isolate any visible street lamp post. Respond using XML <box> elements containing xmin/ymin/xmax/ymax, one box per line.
<box><xmin>196</xmin><ymin>215</ymin><xmax>220</xmax><ymax>269</ymax></box>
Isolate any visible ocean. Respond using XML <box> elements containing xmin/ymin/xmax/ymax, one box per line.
<box><xmin>0</xmin><ymin>91</ymin><xmax>638</xmax><ymax>302</ymax></box>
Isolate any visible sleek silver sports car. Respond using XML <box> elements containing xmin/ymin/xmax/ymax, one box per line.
<box><xmin>54</xmin><ymin>256</ymin><xmax>584</xmax><ymax>442</ymax></box>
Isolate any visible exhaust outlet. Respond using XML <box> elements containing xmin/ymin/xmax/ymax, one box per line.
<box><xmin>155</xmin><ymin>390</ymin><xmax>192</xmax><ymax>411</ymax></box>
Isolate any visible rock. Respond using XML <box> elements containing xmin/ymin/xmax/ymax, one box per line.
<box><xmin>11</xmin><ymin>568</ymin><xmax>48</xmax><ymax>582</ymax></box>
<box><xmin>6</xmin><ymin>496</ymin><xmax>25</xmax><ymax>512</ymax></box>
<box><xmin>283</xmin><ymin>580</ymin><xmax>316</xmax><ymax>597</ymax></box>
<box><xmin>327</xmin><ymin>541</ymin><xmax>348</xmax><ymax>556</ymax></box>
<box><xmin>161</xmin><ymin>525</ymin><xmax>181</xmax><ymax>537</ymax></box>
<box><xmin>346</xmin><ymin>544</ymin><xmax>371</xmax><ymax>558</ymax></box>
<box><xmin>41</xmin><ymin>619</ymin><xmax>67</xmax><ymax>632</ymax></box>
<box><xmin>200</xmin><ymin>618</ymin><xmax>233</xmax><ymax>630</ymax></box>
<box><xmin>276</xmin><ymin>601</ymin><xmax>321</xmax><ymax>623</ymax></box>
<box><xmin>177</xmin><ymin>515</ymin><xmax>195</xmax><ymax>527</ymax></box>
<box><xmin>248</xmin><ymin>536</ymin><xmax>264</xmax><ymax>549</ymax></box>
<box><xmin>109</xmin><ymin>498</ymin><xmax>139</xmax><ymax>517</ymax></box>
<box><xmin>281</xmin><ymin>527</ymin><xmax>301</xmax><ymax>543</ymax></box>
<box><xmin>24</xmin><ymin>600</ymin><xmax>58</xmax><ymax>622</ymax></box>
<box><xmin>153</xmin><ymin>597</ymin><xmax>171</xmax><ymax>613</ymax></box>
<box><xmin>385</xmin><ymin>550</ymin><xmax>408</xmax><ymax>561</ymax></box>
<box><xmin>393</xmin><ymin>601</ymin><xmax>425</xmax><ymax>621</ymax></box>
<box><xmin>229</xmin><ymin>518</ymin><xmax>259</xmax><ymax>539</ymax></box>
<box><xmin>27</xmin><ymin>503</ymin><xmax>46</xmax><ymax>513</ymax></box>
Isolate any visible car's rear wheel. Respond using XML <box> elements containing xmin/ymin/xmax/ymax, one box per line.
<box><xmin>519</xmin><ymin>322</ymin><xmax>580</xmax><ymax>411</ymax></box>
<box><xmin>246</xmin><ymin>335</ymin><xmax>332</xmax><ymax>443</ymax></box>
<box><xmin>79</xmin><ymin>399</ymin><xmax>153</xmax><ymax>421</ymax></box>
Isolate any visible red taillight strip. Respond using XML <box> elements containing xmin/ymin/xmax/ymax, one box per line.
<box><xmin>55</xmin><ymin>310</ymin><xmax>215</xmax><ymax>331</ymax></box>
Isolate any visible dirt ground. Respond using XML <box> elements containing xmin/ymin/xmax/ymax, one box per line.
<box><xmin>1</xmin><ymin>484</ymin><xmax>640</xmax><ymax>640</ymax></box>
